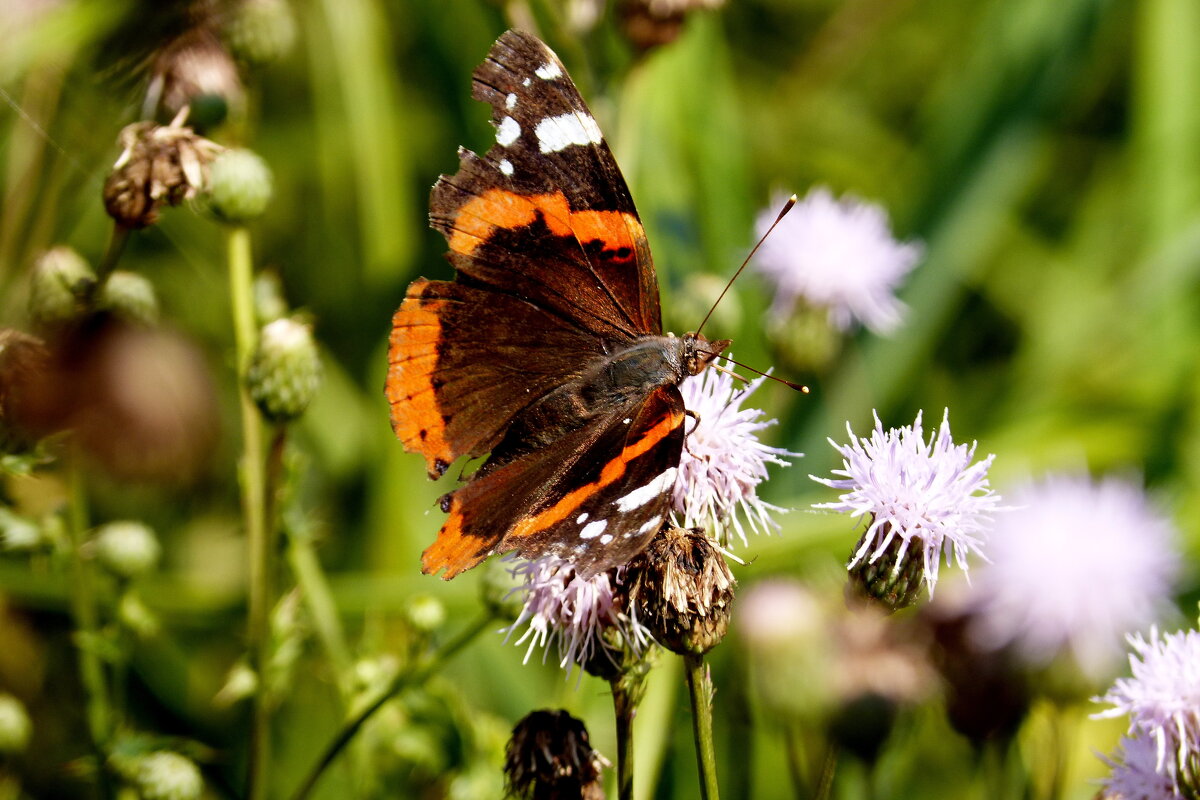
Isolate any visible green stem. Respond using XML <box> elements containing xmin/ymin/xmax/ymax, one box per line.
<box><xmin>783</xmin><ymin>725</ymin><xmax>807</xmax><ymax>800</ymax></box>
<box><xmin>65</xmin><ymin>451</ymin><xmax>112</xmax><ymax>798</ymax></box>
<box><xmin>288</xmin><ymin>613</ymin><xmax>494</xmax><ymax>800</ymax></box>
<box><xmin>228</xmin><ymin>225</ymin><xmax>270</xmax><ymax>800</ymax></box>
<box><xmin>813</xmin><ymin>743</ymin><xmax>838</xmax><ymax>800</ymax></box>
<box><xmin>684</xmin><ymin>654</ymin><xmax>720</xmax><ymax>800</ymax></box>
<box><xmin>611</xmin><ymin>677</ymin><xmax>637</xmax><ymax>800</ymax></box>
<box><xmin>95</xmin><ymin>224</ymin><xmax>130</xmax><ymax>282</ymax></box>
<box><xmin>285</xmin><ymin>526</ymin><xmax>352</xmax><ymax>696</ymax></box>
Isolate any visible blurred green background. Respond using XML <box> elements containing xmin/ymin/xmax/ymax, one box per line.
<box><xmin>2</xmin><ymin>0</ymin><xmax>1199</xmax><ymax>797</ymax></box>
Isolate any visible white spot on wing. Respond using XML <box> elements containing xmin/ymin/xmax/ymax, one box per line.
<box><xmin>576</xmin><ymin>512</ymin><xmax>589</xmax><ymax>524</ymax></box>
<box><xmin>522</xmin><ymin>77</ymin><xmax>531</xmax><ymax>87</ymax></box>
<box><xmin>638</xmin><ymin>515</ymin><xmax>663</xmax><ymax>536</ymax></box>
<box><xmin>498</xmin><ymin>158</ymin><xmax>514</xmax><ymax>176</ymax></box>
<box><xmin>600</xmin><ymin>534</ymin><xmax>613</xmax><ymax>545</ymax></box>
<box><xmin>534</xmin><ymin>112</ymin><xmax>603</xmax><ymax>154</ymax></box>
<box><xmin>505</xmin><ymin>92</ymin><xmax>517</xmax><ymax>110</ymax></box>
<box><xmin>496</xmin><ymin>116</ymin><xmax>521</xmax><ymax>146</ymax></box>
<box><xmin>615</xmin><ymin>468</ymin><xmax>678</xmax><ymax>512</ymax></box>
<box><xmin>580</xmin><ymin>519</ymin><xmax>608</xmax><ymax>539</ymax></box>
<box><xmin>535</xmin><ymin>61</ymin><xmax>563</xmax><ymax>80</ymax></box>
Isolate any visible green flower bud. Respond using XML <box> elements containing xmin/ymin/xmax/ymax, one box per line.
<box><xmin>0</xmin><ymin>508</ymin><xmax>42</xmax><ymax>552</ymax></box>
<box><xmin>480</xmin><ymin>557</ymin><xmax>525</xmax><ymax>623</ymax></box>
<box><xmin>214</xmin><ymin>660</ymin><xmax>258</xmax><ymax>707</ymax></box>
<box><xmin>404</xmin><ymin>594</ymin><xmax>446</xmax><ymax>634</ymax></box>
<box><xmin>28</xmin><ymin>246</ymin><xmax>95</xmax><ymax>328</ymax></box>
<box><xmin>98</xmin><ymin>271</ymin><xmax>159</xmax><ymax>326</ymax></box>
<box><xmin>0</xmin><ymin>694</ymin><xmax>32</xmax><ymax>754</ymax></box>
<box><xmin>94</xmin><ymin>521</ymin><xmax>161</xmax><ymax>579</ymax></box>
<box><xmin>253</xmin><ymin>271</ymin><xmax>289</xmax><ymax>325</ymax></box>
<box><xmin>227</xmin><ymin>0</ymin><xmax>297</xmax><ymax>64</ymax></box>
<box><xmin>207</xmin><ymin>148</ymin><xmax>273</xmax><ymax>223</ymax></box>
<box><xmin>118</xmin><ymin>591</ymin><xmax>161</xmax><ymax>638</ymax></box>
<box><xmin>247</xmin><ymin>317</ymin><xmax>321</xmax><ymax>422</ymax></box>
<box><xmin>134</xmin><ymin>751</ymin><xmax>203</xmax><ymax>800</ymax></box>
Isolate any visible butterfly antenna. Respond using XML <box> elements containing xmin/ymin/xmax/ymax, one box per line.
<box><xmin>694</xmin><ymin>193</ymin><xmax>797</xmax><ymax>338</ymax></box>
<box><xmin>715</xmin><ymin>355</ymin><xmax>809</xmax><ymax>393</ymax></box>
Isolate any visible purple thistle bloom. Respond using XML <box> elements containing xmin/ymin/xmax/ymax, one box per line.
<box><xmin>674</xmin><ymin>360</ymin><xmax>800</xmax><ymax>546</ymax></box>
<box><xmin>811</xmin><ymin>409</ymin><xmax>998</xmax><ymax>596</ymax></box>
<box><xmin>753</xmin><ymin>187</ymin><xmax>921</xmax><ymax>334</ymax></box>
<box><xmin>1096</xmin><ymin>628</ymin><xmax>1200</xmax><ymax>790</ymax></box>
<box><xmin>1101</xmin><ymin>735</ymin><xmax>1179</xmax><ymax>800</ymax></box>
<box><xmin>970</xmin><ymin>475</ymin><xmax>1178</xmax><ymax>678</ymax></box>
<box><xmin>503</xmin><ymin>556</ymin><xmax>651</xmax><ymax>672</ymax></box>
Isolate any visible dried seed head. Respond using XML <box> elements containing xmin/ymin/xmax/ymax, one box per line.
<box><xmin>504</xmin><ymin>709</ymin><xmax>608</xmax><ymax>800</ymax></box>
<box><xmin>625</xmin><ymin>526</ymin><xmax>736</xmax><ymax>655</ymax></box>
<box><xmin>103</xmin><ymin>117</ymin><xmax>224</xmax><ymax>229</ymax></box>
<box><xmin>0</xmin><ymin>329</ymin><xmax>51</xmax><ymax>452</ymax></box>
<box><xmin>148</xmin><ymin>26</ymin><xmax>243</xmax><ymax>120</ymax></box>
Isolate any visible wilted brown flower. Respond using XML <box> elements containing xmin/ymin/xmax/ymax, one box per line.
<box><xmin>22</xmin><ymin>315</ymin><xmax>219</xmax><ymax>482</ymax></box>
<box><xmin>504</xmin><ymin>709</ymin><xmax>608</xmax><ymax>800</ymax></box>
<box><xmin>103</xmin><ymin>112</ymin><xmax>224</xmax><ymax>229</ymax></box>
<box><xmin>625</xmin><ymin>526</ymin><xmax>735</xmax><ymax>655</ymax></box>
<box><xmin>147</xmin><ymin>25</ymin><xmax>243</xmax><ymax>119</ymax></box>
<box><xmin>619</xmin><ymin>0</ymin><xmax>725</xmax><ymax>51</ymax></box>
<box><xmin>0</xmin><ymin>329</ymin><xmax>51</xmax><ymax>453</ymax></box>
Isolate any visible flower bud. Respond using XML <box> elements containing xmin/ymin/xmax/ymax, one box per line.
<box><xmin>227</xmin><ymin>0</ymin><xmax>297</xmax><ymax>64</ymax></box>
<box><xmin>504</xmin><ymin>709</ymin><xmax>608</xmax><ymax>800</ymax></box>
<box><xmin>98</xmin><ymin>271</ymin><xmax>159</xmax><ymax>326</ymax></box>
<box><xmin>214</xmin><ymin>660</ymin><xmax>258</xmax><ymax>707</ymax></box>
<box><xmin>404</xmin><ymin>594</ymin><xmax>446</xmax><ymax>634</ymax></box>
<box><xmin>253</xmin><ymin>270</ymin><xmax>289</xmax><ymax>325</ymax></box>
<box><xmin>118</xmin><ymin>591</ymin><xmax>161</xmax><ymax>638</ymax></box>
<box><xmin>625</xmin><ymin>526</ymin><xmax>735</xmax><ymax>655</ymax></box>
<box><xmin>846</xmin><ymin>521</ymin><xmax>925</xmax><ymax>612</ymax></box>
<box><xmin>207</xmin><ymin>148</ymin><xmax>273</xmax><ymax>223</ymax></box>
<box><xmin>0</xmin><ymin>694</ymin><xmax>32</xmax><ymax>754</ymax></box>
<box><xmin>0</xmin><ymin>508</ymin><xmax>42</xmax><ymax>552</ymax></box>
<box><xmin>134</xmin><ymin>751</ymin><xmax>204</xmax><ymax>800</ymax></box>
<box><xmin>94</xmin><ymin>521</ymin><xmax>161</xmax><ymax>579</ymax></box>
<box><xmin>247</xmin><ymin>317</ymin><xmax>320</xmax><ymax>422</ymax></box>
<box><xmin>28</xmin><ymin>247</ymin><xmax>95</xmax><ymax>328</ymax></box>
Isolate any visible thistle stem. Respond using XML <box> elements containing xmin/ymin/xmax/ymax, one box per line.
<box><xmin>684</xmin><ymin>653</ymin><xmax>720</xmax><ymax>800</ymax></box>
<box><xmin>95</xmin><ymin>223</ymin><xmax>130</xmax><ymax>282</ymax></box>
<box><xmin>227</xmin><ymin>225</ymin><xmax>270</xmax><ymax>800</ymax></box>
<box><xmin>813</xmin><ymin>742</ymin><xmax>839</xmax><ymax>800</ymax></box>
<box><xmin>288</xmin><ymin>613</ymin><xmax>494</xmax><ymax>800</ymax></box>
<box><xmin>610</xmin><ymin>675</ymin><xmax>638</xmax><ymax>800</ymax></box>
<box><xmin>65</xmin><ymin>451</ymin><xmax>113</xmax><ymax>798</ymax></box>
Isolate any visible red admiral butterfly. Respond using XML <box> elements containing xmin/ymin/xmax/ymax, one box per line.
<box><xmin>387</xmin><ymin>30</ymin><xmax>728</xmax><ymax>579</ymax></box>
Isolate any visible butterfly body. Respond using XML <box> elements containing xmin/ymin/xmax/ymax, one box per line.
<box><xmin>387</xmin><ymin>30</ymin><xmax>728</xmax><ymax>579</ymax></box>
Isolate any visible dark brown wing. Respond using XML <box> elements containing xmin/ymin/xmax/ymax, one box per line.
<box><xmin>422</xmin><ymin>385</ymin><xmax>685</xmax><ymax>579</ymax></box>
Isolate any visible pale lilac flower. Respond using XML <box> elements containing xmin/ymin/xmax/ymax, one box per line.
<box><xmin>753</xmin><ymin>187</ymin><xmax>921</xmax><ymax>333</ymax></box>
<box><xmin>970</xmin><ymin>475</ymin><xmax>1178</xmax><ymax>679</ymax></box>
<box><xmin>674</xmin><ymin>360</ymin><xmax>800</xmax><ymax>546</ymax></box>
<box><xmin>1096</xmin><ymin>629</ymin><xmax>1200</xmax><ymax>790</ymax></box>
<box><xmin>1100</xmin><ymin>735</ymin><xmax>1179</xmax><ymax>800</ymax></box>
<box><xmin>811</xmin><ymin>409</ymin><xmax>998</xmax><ymax>596</ymax></box>
<box><xmin>503</xmin><ymin>556</ymin><xmax>651</xmax><ymax>672</ymax></box>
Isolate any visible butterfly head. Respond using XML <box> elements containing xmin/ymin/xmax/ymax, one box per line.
<box><xmin>682</xmin><ymin>332</ymin><xmax>731</xmax><ymax>377</ymax></box>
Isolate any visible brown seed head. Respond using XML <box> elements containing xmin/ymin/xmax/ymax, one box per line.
<box><xmin>626</xmin><ymin>526</ymin><xmax>736</xmax><ymax>655</ymax></box>
<box><xmin>103</xmin><ymin>116</ymin><xmax>223</xmax><ymax>229</ymax></box>
<box><xmin>504</xmin><ymin>709</ymin><xmax>608</xmax><ymax>800</ymax></box>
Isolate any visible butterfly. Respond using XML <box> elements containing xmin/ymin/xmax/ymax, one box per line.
<box><xmin>386</xmin><ymin>30</ymin><xmax>728</xmax><ymax>579</ymax></box>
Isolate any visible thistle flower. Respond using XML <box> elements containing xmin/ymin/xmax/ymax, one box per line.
<box><xmin>811</xmin><ymin>410</ymin><xmax>998</xmax><ymax>603</ymax></box>
<box><xmin>1100</xmin><ymin>735</ymin><xmax>1179</xmax><ymax>800</ymax></box>
<box><xmin>504</xmin><ymin>709</ymin><xmax>608</xmax><ymax>800</ymax></box>
<box><xmin>753</xmin><ymin>187</ymin><xmax>921</xmax><ymax>334</ymax></box>
<box><xmin>970</xmin><ymin>475</ymin><xmax>1178</xmax><ymax>679</ymax></box>
<box><xmin>504</xmin><ymin>556</ymin><xmax>651</xmax><ymax>673</ymax></box>
<box><xmin>1096</xmin><ymin>628</ymin><xmax>1200</xmax><ymax>791</ymax></box>
<box><xmin>675</xmin><ymin>360</ymin><xmax>799</xmax><ymax>546</ymax></box>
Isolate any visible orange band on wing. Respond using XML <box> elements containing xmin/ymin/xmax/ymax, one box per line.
<box><xmin>448</xmin><ymin>189</ymin><xmax>641</xmax><ymax>258</ymax></box>
<box><xmin>506</xmin><ymin>408</ymin><xmax>682</xmax><ymax>540</ymax></box>
<box><xmin>386</xmin><ymin>279</ymin><xmax>455</xmax><ymax>477</ymax></box>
